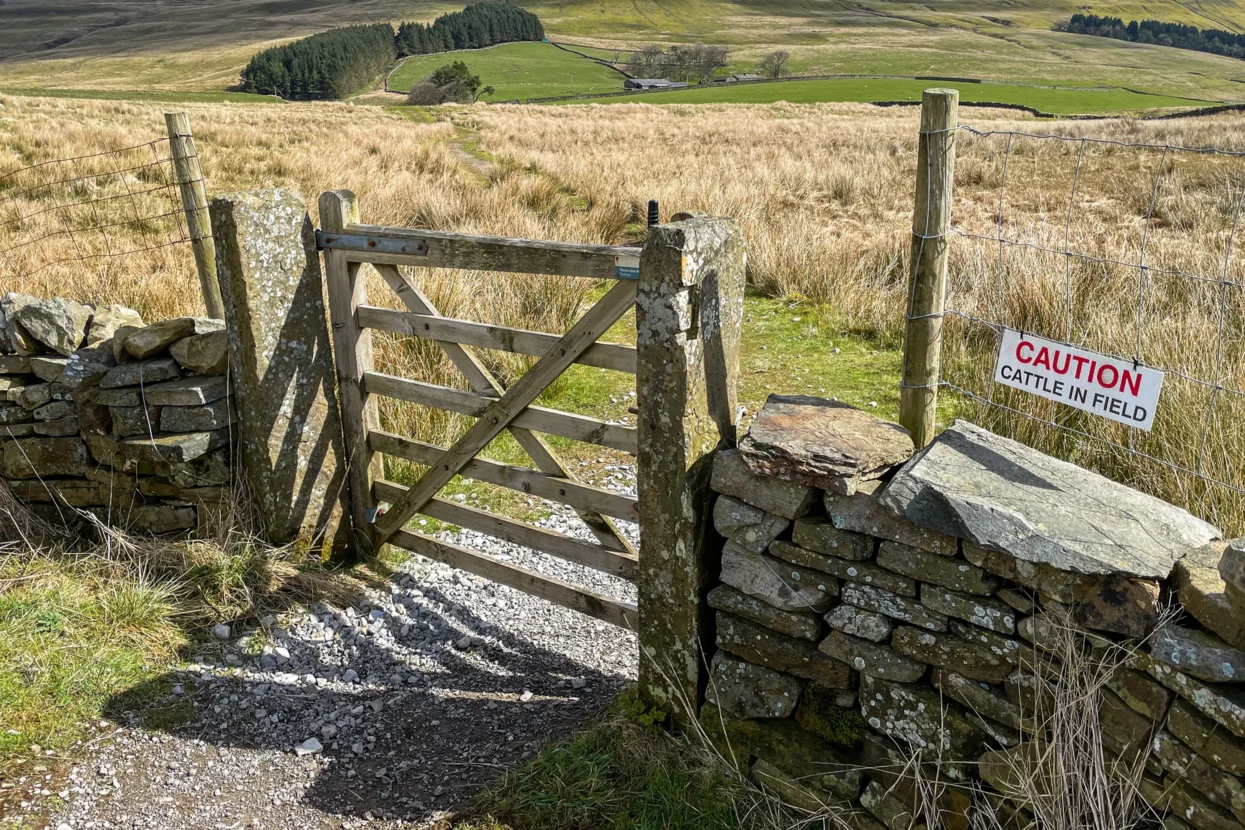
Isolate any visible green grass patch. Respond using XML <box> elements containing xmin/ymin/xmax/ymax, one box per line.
<box><xmin>558</xmin><ymin>77</ymin><xmax>1217</xmax><ymax>116</ymax></box>
<box><xmin>470</xmin><ymin>691</ymin><xmax>760</xmax><ymax>830</ymax></box>
<box><xmin>388</xmin><ymin>42</ymin><xmax>626</xmax><ymax>102</ymax></box>
<box><xmin>0</xmin><ymin>555</ymin><xmax>184</xmax><ymax>775</ymax></box>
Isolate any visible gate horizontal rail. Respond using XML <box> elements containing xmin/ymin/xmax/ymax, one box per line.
<box><xmin>357</xmin><ymin>305</ymin><xmax>637</xmax><ymax>372</ymax></box>
<box><xmin>317</xmin><ymin>224</ymin><xmax>642</xmax><ymax>280</ymax></box>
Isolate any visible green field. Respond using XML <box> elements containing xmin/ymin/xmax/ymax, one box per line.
<box><xmin>389</xmin><ymin>42</ymin><xmax>627</xmax><ymax>101</ymax></box>
<box><xmin>574</xmin><ymin>77</ymin><xmax>1215</xmax><ymax>115</ymax></box>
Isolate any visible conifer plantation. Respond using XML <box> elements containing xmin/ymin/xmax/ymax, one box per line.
<box><xmin>1062</xmin><ymin>13</ymin><xmax>1245</xmax><ymax>60</ymax></box>
<box><xmin>239</xmin><ymin>24</ymin><xmax>396</xmax><ymax>100</ymax></box>
<box><xmin>396</xmin><ymin>4</ymin><xmax>545</xmax><ymax>57</ymax></box>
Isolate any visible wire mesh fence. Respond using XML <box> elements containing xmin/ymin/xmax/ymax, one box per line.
<box><xmin>0</xmin><ymin>136</ymin><xmax>193</xmax><ymax>295</ymax></box>
<box><xmin>932</xmin><ymin>122</ymin><xmax>1245</xmax><ymax>532</ymax></box>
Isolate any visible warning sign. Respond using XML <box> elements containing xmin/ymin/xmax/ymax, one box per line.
<box><xmin>993</xmin><ymin>329</ymin><xmax>1164</xmax><ymax>431</ymax></box>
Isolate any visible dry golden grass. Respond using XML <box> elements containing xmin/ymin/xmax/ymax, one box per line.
<box><xmin>2</xmin><ymin>94</ymin><xmax>1242</xmax><ymax>530</ymax></box>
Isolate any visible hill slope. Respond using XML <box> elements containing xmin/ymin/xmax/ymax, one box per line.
<box><xmin>2</xmin><ymin>0</ymin><xmax>1245</xmax><ymax>105</ymax></box>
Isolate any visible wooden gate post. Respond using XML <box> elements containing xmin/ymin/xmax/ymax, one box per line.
<box><xmin>899</xmin><ymin>88</ymin><xmax>959</xmax><ymax>447</ymax></box>
<box><xmin>636</xmin><ymin>217</ymin><xmax>746</xmax><ymax>725</ymax></box>
<box><xmin>165</xmin><ymin>112</ymin><xmax>226</xmax><ymax>320</ymax></box>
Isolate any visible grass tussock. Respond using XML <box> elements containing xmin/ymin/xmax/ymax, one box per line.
<box><xmin>0</xmin><ymin>482</ymin><xmax>387</xmax><ymax>776</ymax></box>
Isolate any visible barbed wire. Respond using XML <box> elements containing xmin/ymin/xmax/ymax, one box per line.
<box><xmin>927</xmin><ymin>122</ymin><xmax>1245</xmax><ymax>526</ymax></box>
<box><xmin>0</xmin><ymin>137</ymin><xmax>192</xmax><ymax>283</ymax></box>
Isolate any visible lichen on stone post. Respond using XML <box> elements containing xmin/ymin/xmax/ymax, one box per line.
<box><xmin>209</xmin><ymin>188</ymin><xmax>350</xmax><ymax>553</ymax></box>
<box><xmin>636</xmin><ymin>217</ymin><xmax>745</xmax><ymax>725</ymax></box>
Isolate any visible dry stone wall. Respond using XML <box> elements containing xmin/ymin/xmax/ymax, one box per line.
<box><xmin>0</xmin><ymin>293</ymin><xmax>235</xmax><ymax>534</ymax></box>
<box><xmin>701</xmin><ymin>394</ymin><xmax>1245</xmax><ymax>830</ymax></box>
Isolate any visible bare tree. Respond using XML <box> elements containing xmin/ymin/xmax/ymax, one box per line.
<box><xmin>624</xmin><ymin>43</ymin><xmax>666</xmax><ymax>77</ymax></box>
<box><xmin>758</xmin><ymin>50</ymin><xmax>790</xmax><ymax>79</ymax></box>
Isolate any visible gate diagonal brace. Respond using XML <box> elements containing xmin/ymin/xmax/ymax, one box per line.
<box><xmin>371</xmin><ymin>264</ymin><xmax>639</xmax><ymax>554</ymax></box>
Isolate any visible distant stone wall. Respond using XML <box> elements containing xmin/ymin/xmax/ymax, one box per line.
<box><xmin>701</xmin><ymin>393</ymin><xmax>1245</xmax><ymax>830</ymax></box>
<box><xmin>0</xmin><ymin>293</ymin><xmax>235</xmax><ymax>535</ymax></box>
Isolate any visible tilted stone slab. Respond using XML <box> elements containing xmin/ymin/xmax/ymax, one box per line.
<box><xmin>876</xmin><ymin>541</ymin><xmax>999</xmax><ymax>595</ymax></box>
<box><xmin>211</xmin><ymin>188</ymin><xmax>347</xmax><ymax>547</ymax></box>
<box><xmin>824</xmin><ymin>488</ymin><xmax>957</xmax><ymax>556</ymax></box>
<box><xmin>1153</xmin><ymin>625</ymin><xmax>1245</xmax><ymax>684</ymax></box>
<box><xmin>712</xmin><ymin>495</ymin><xmax>789</xmax><ymax>554</ymax></box>
<box><xmin>86</xmin><ymin>305</ymin><xmax>143</xmax><ymax>347</ymax></box>
<box><xmin>1176</xmin><ymin>543</ymin><xmax>1245</xmax><ymax>652</ymax></box>
<box><xmin>770</xmin><ymin>539</ymin><xmax>916</xmax><ymax>597</ymax></box>
<box><xmin>30</xmin><ymin>356</ymin><xmax>68</xmax><ymax>383</ymax></box>
<box><xmin>0</xmin><ymin>405</ymin><xmax>33</xmax><ymax>425</ymax></box>
<box><xmin>1151</xmin><ymin>731</ymin><xmax>1245</xmax><ymax>824</ymax></box>
<box><xmin>919</xmin><ymin>584</ymin><xmax>1017</xmax><ymax>635</ymax></box>
<box><xmin>716</xmin><ymin>611</ymin><xmax>855</xmax><ymax>688</ymax></box>
<box><xmin>738</xmin><ymin>395</ymin><xmax>913</xmax><ymax>495</ymax></box>
<box><xmin>891</xmin><ymin>626</ymin><xmax>1015</xmax><ymax>683</ymax></box>
<box><xmin>706</xmin><ymin>585</ymin><xmax>822</xmax><ymax>641</ymax></box>
<box><xmin>949</xmin><ymin>620</ymin><xmax>1023</xmax><ymax>665</ymax></box>
<box><xmin>1218</xmin><ymin>540</ymin><xmax>1245</xmax><ymax>597</ymax></box>
<box><xmin>879</xmin><ymin>420</ymin><xmax>1221</xmax><ymax>579</ymax></box>
<box><xmin>1169</xmin><ymin>698</ymin><xmax>1245</xmax><ymax>778</ymax></box>
<box><xmin>825</xmin><ymin>603</ymin><xmax>895</xmax><ymax>643</ymax></box>
<box><xmin>719</xmin><ymin>541</ymin><xmax>837</xmax><ymax>613</ymax></box>
<box><xmin>1</xmin><ymin>293</ymin><xmax>43</xmax><ymax>355</ymax></box>
<box><xmin>169</xmin><ymin>330</ymin><xmax>229</xmax><ymax>376</ymax></box>
<box><xmin>706</xmin><ymin>650</ymin><xmax>804</xmax><ymax>719</ymax></box>
<box><xmin>1140</xmin><ymin>775</ymin><xmax>1240</xmax><ymax>830</ymax></box>
<box><xmin>1138</xmin><ymin>651</ymin><xmax>1245</xmax><ymax>741</ymax></box>
<box><xmin>838</xmin><ymin>582</ymin><xmax>948</xmax><ymax>632</ymax></box>
<box><xmin>819</xmin><ymin>629</ymin><xmax>926</xmax><ymax>682</ymax></box>
<box><xmin>1107</xmin><ymin>667</ymin><xmax>1173</xmax><ymax>725</ymax></box>
<box><xmin>99</xmin><ymin>358</ymin><xmax>181</xmax><ymax>389</ymax></box>
<box><xmin>119</xmin><ymin>430</ymin><xmax>231</xmax><ymax>464</ymax></box>
<box><xmin>123</xmin><ymin>317</ymin><xmax>222</xmax><ymax>360</ymax></box>
<box><xmin>13</xmin><ymin>296</ymin><xmax>92</xmax><ymax>356</ymax></box>
<box><xmin>792</xmin><ymin>516</ymin><xmax>874</xmax><ymax>561</ymax></box>
<box><xmin>859</xmin><ymin>674</ymin><xmax>987</xmax><ymax>755</ymax></box>
<box><xmin>711</xmin><ymin>449</ymin><xmax>816</xmax><ymax>519</ymax></box>
<box><xmin>2</xmin><ymin>437</ymin><xmax>89</xmax><ymax>479</ymax></box>
<box><xmin>61</xmin><ymin>346</ymin><xmax>117</xmax><ymax>390</ymax></box>
<box><xmin>931</xmin><ymin>668</ymin><xmax>1024</xmax><ymax>731</ymax></box>
<box><xmin>33</xmin><ymin>400</ymin><xmax>73</xmax><ymax>421</ymax></box>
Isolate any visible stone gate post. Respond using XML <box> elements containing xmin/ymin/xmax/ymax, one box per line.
<box><xmin>636</xmin><ymin>217</ymin><xmax>746</xmax><ymax>724</ymax></box>
<box><xmin>209</xmin><ymin>189</ymin><xmax>350</xmax><ymax>553</ymax></box>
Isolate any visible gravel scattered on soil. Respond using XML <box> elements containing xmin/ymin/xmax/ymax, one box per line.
<box><xmin>42</xmin><ymin>474</ymin><xmax>640</xmax><ymax>830</ymax></box>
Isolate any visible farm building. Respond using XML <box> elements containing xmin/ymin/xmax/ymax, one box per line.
<box><xmin>624</xmin><ymin>78</ymin><xmax>688</xmax><ymax>90</ymax></box>
<box><xmin>724</xmin><ymin>72</ymin><xmax>763</xmax><ymax>83</ymax></box>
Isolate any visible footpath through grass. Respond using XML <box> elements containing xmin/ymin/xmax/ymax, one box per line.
<box><xmin>388</xmin><ymin>42</ymin><xmax>625</xmax><ymax>102</ymax></box>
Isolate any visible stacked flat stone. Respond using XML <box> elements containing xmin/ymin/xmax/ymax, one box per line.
<box><xmin>698</xmin><ymin>394</ymin><xmax>1244</xmax><ymax>830</ymax></box>
<box><xmin>0</xmin><ymin>292</ymin><xmax>235</xmax><ymax>535</ymax></box>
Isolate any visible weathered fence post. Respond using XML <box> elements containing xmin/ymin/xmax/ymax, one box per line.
<box><xmin>209</xmin><ymin>188</ymin><xmax>351</xmax><ymax>553</ymax></box>
<box><xmin>319</xmin><ymin>190</ymin><xmax>383</xmax><ymax>555</ymax></box>
<box><xmin>899</xmin><ymin>88</ymin><xmax>959</xmax><ymax>448</ymax></box>
<box><xmin>636</xmin><ymin>217</ymin><xmax>746</xmax><ymax>725</ymax></box>
<box><xmin>165</xmin><ymin>112</ymin><xmax>225</xmax><ymax>320</ymax></box>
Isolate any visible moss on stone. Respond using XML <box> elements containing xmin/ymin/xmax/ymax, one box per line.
<box><xmin>795</xmin><ymin>684</ymin><xmax>868</xmax><ymax>750</ymax></box>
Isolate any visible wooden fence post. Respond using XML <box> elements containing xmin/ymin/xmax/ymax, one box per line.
<box><xmin>320</xmin><ymin>190</ymin><xmax>383</xmax><ymax>555</ymax></box>
<box><xmin>636</xmin><ymin>216</ymin><xmax>746</xmax><ymax>726</ymax></box>
<box><xmin>165</xmin><ymin>112</ymin><xmax>226</xmax><ymax>320</ymax></box>
<box><xmin>899</xmin><ymin>88</ymin><xmax>959</xmax><ymax>447</ymax></box>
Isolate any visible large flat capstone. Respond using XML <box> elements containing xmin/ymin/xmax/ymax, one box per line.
<box><xmin>878</xmin><ymin>420</ymin><xmax>1220</xmax><ymax>579</ymax></box>
<box><xmin>739</xmin><ymin>395</ymin><xmax>913</xmax><ymax>495</ymax></box>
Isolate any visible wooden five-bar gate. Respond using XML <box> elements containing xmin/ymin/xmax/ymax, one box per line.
<box><xmin>316</xmin><ymin>188</ymin><xmax>745</xmax><ymax>720</ymax></box>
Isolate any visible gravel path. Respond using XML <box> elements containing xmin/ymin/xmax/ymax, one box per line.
<box><xmin>45</xmin><ymin>482</ymin><xmax>639</xmax><ymax>830</ymax></box>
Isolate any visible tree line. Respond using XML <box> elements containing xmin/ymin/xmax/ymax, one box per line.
<box><xmin>240</xmin><ymin>24</ymin><xmax>395</xmax><ymax>100</ymax></box>
<box><xmin>240</xmin><ymin>4</ymin><xmax>544</xmax><ymax>101</ymax></box>
<box><xmin>396</xmin><ymin>3</ymin><xmax>543</xmax><ymax>56</ymax></box>
<box><xmin>1060</xmin><ymin>13</ymin><xmax>1245</xmax><ymax>60</ymax></box>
